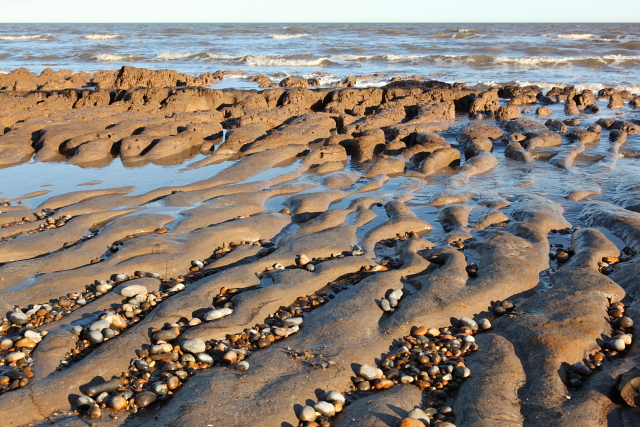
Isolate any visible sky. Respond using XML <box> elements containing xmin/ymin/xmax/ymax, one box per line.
<box><xmin>2</xmin><ymin>0</ymin><xmax>639</xmax><ymax>22</ymax></box>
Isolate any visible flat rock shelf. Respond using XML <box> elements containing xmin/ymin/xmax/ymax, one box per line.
<box><xmin>0</xmin><ymin>67</ymin><xmax>639</xmax><ymax>427</ymax></box>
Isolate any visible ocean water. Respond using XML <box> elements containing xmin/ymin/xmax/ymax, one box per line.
<box><xmin>1</xmin><ymin>23</ymin><xmax>639</xmax><ymax>92</ymax></box>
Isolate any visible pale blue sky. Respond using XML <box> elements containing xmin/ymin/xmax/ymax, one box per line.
<box><xmin>2</xmin><ymin>0</ymin><xmax>639</xmax><ymax>22</ymax></box>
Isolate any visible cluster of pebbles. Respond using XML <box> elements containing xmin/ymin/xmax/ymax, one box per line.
<box><xmin>0</xmin><ymin>328</ymin><xmax>43</xmax><ymax>393</ymax></box>
<box><xmin>0</xmin><ymin>242</ymin><xmax>253</xmax><ymax>395</ymax></box>
<box><xmin>566</xmin><ymin>300</ymin><xmax>634</xmax><ymax>390</ymax></box>
<box><xmin>60</xmin><ymin>281</ymin><xmax>186</xmax><ymax>368</ymax></box>
<box><xmin>295</xmin><ymin>316</ymin><xmax>492</xmax><ymax>427</ymax></box>
<box><xmin>379</xmin><ymin>288</ymin><xmax>404</xmax><ymax>313</ymax></box>
<box><xmin>70</xmin><ymin>254</ymin><xmax>389</xmax><ymax>419</ymax></box>
<box><xmin>0</xmin><ymin>211</ymin><xmax>72</xmax><ymax>242</ymax></box>
<box><xmin>258</xmin><ymin>245</ymin><xmax>365</xmax><ymax>276</ymax></box>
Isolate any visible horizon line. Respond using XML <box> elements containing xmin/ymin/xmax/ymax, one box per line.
<box><xmin>2</xmin><ymin>21</ymin><xmax>639</xmax><ymax>24</ymax></box>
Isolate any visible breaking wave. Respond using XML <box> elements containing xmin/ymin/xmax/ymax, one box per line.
<box><xmin>268</xmin><ymin>34</ymin><xmax>308</xmax><ymax>39</ymax></box>
<box><xmin>84</xmin><ymin>34</ymin><xmax>121</xmax><ymax>40</ymax></box>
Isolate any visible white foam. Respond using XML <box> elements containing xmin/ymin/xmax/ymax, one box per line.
<box><xmin>457</xmin><ymin>29</ymin><xmax>474</xmax><ymax>33</ymax></box>
<box><xmin>84</xmin><ymin>34</ymin><xmax>121</xmax><ymax>40</ymax></box>
<box><xmin>205</xmin><ymin>53</ymin><xmax>329</xmax><ymax>67</ymax></box>
<box><xmin>329</xmin><ymin>54</ymin><xmax>375</xmax><ymax>62</ymax></box>
<box><xmin>244</xmin><ymin>55</ymin><xmax>329</xmax><ymax>67</ymax></box>
<box><xmin>0</xmin><ymin>34</ymin><xmax>55</xmax><ymax>40</ymax></box>
<box><xmin>268</xmin><ymin>34</ymin><xmax>308</xmax><ymax>39</ymax></box>
<box><xmin>545</xmin><ymin>33</ymin><xmax>595</xmax><ymax>40</ymax></box>
<box><xmin>505</xmin><ymin>81</ymin><xmax>640</xmax><ymax>96</ymax></box>
<box><xmin>382</xmin><ymin>54</ymin><xmax>421</xmax><ymax>61</ymax></box>
<box><xmin>93</xmin><ymin>53</ymin><xmax>134</xmax><ymax>62</ymax></box>
<box><xmin>154</xmin><ymin>52</ymin><xmax>197</xmax><ymax>60</ymax></box>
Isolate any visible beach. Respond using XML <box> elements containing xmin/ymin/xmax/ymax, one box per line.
<box><xmin>0</xmin><ymin>46</ymin><xmax>639</xmax><ymax>427</ymax></box>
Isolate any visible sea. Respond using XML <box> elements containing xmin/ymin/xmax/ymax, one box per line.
<box><xmin>1</xmin><ymin>22</ymin><xmax>640</xmax><ymax>93</ymax></box>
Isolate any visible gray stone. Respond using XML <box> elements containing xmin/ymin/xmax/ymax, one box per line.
<box><xmin>134</xmin><ymin>391</ymin><xmax>156</xmax><ymax>408</ymax></box>
<box><xmin>8</xmin><ymin>311</ymin><xmax>28</xmax><ymax>325</ymax></box>
<box><xmin>153</xmin><ymin>329</ymin><xmax>179</xmax><ymax>342</ymax></box>
<box><xmin>454</xmin><ymin>366</ymin><xmax>471</xmax><ymax>378</ymax></box>
<box><xmin>119</xmin><ymin>284</ymin><xmax>147</xmax><ymax>297</ymax></box>
<box><xmin>297</xmin><ymin>405</ymin><xmax>317</xmax><ymax>422</ymax></box>
<box><xmin>89</xmin><ymin>319</ymin><xmax>111</xmax><ymax>331</ymax></box>
<box><xmin>359</xmin><ymin>363</ymin><xmax>382</xmax><ymax>380</ymax></box>
<box><xmin>204</xmin><ymin>307</ymin><xmax>233</xmax><ymax>321</ymax></box>
<box><xmin>76</xmin><ymin>395</ymin><xmax>96</xmax><ymax>409</ymax></box>
<box><xmin>314</xmin><ymin>401</ymin><xmax>336</xmax><ymax>417</ymax></box>
<box><xmin>87</xmin><ymin>330</ymin><xmax>104</xmax><ymax>345</ymax></box>
<box><xmin>85</xmin><ymin>379</ymin><xmax>121</xmax><ymax>397</ymax></box>
<box><xmin>389</xmin><ymin>288</ymin><xmax>403</xmax><ymax>300</ymax></box>
<box><xmin>181</xmin><ymin>338</ymin><xmax>206</xmax><ymax>354</ymax></box>
<box><xmin>458</xmin><ymin>317</ymin><xmax>478</xmax><ymax>330</ymax></box>
<box><xmin>325</xmin><ymin>390</ymin><xmax>345</xmax><ymax>404</ymax></box>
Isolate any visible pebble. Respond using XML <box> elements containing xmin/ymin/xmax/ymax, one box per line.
<box><xmin>380</xmin><ymin>299</ymin><xmax>391</xmax><ymax>312</ymax></box>
<box><xmin>88</xmin><ymin>406</ymin><xmax>102</xmax><ymax>419</ymax></box>
<box><xmin>222</xmin><ymin>351</ymin><xmax>238</xmax><ymax>364</ymax></box>
<box><xmin>71</xmin><ymin>325</ymin><xmax>83</xmax><ymax>336</ymax></box>
<box><xmin>8</xmin><ymin>311</ymin><xmax>28</xmax><ymax>325</ymax></box>
<box><xmin>570</xmin><ymin>363</ymin><xmax>591</xmax><ymax>377</ymax></box>
<box><xmin>388</xmin><ymin>297</ymin><xmax>398</xmax><ymax>308</ymax></box>
<box><xmin>407</xmin><ymin>408</ymin><xmax>430</xmax><ymax>421</ymax></box>
<box><xmin>387</xmin><ymin>290</ymin><xmax>402</xmax><ymax>301</ymax></box>
<box><xmin>152</xmin><ymin>383</ymin><xmax>168</xmax><ymax>396</ymax></box>
<box><xmin>90</xmin><ymin>319</ymin><xmax>111</xmax><ymax>331</ymax></box>
<box><xmin>166</xmin><ymin>283</ymin><xmax>185</xmax><ymax>293</ymax></box>
<box><xmin>76</xmin><ymin>396</ymin><xmax>95</xmax><ymax>409</ymax></box>
<box><xmin>457</xmin><ymin>317</ymin><xmax>478</xmax><ymax>330</ymax></box>
<box><xmin>283</xmin><ymin>317</ymin><xmax>303</xmax><ymax>327</ymax></box>
<box><xmin>204</xmin><ymin>307</ymin><xmax>233</xmax><ymax>321</ymax></box>
<box><xmin>427</xmin><ymin>328</ymin><xmax>440</xmax><ymax>337</ymax></box>
<box><xmin>1</xmin><ymin>338</ymin><xmax>13</xmax><ymax>349</ymax></box>
<box><xmin>167</xmin><ymin>376</ymin><xmax>180</xmax><ymax>389</ymax></box>
<box><xmin>296</xmin><ymin>254</ymin><xmax>310</xmax><ymax>266</ymax></box>
<box><xmin>397</xmin><ymin>418</ymin><xmax>425</xmax><ymax>427</ymax></box>
<box><xmin>400</xmin><ymin>375</ymin><xmax>414</xmax><ymax>383</ymax></box>
<box><xmin>191</xmin><ymin>260</ymin><xmax>204</xmax><ymax>269</ymax></box>
<box><xmin>324</xmin><ymin>390</ymin><xmax>345</xmax><ymax>404</ymax></box>
<box><xmin>109</xmin><ymin>395</ymin><xmax>127</xmax><ymax>410</ymax></box>
<box><xmin>120</xmin><ymin>285</ymin><xmax>148</xmax><ymax>297</ymax></box>
<box><xmin>15</xmin><ymin>337</ymin><xmax>36</xmax><ymax>348</ymax></box>
<box><xmin>235</xmin><ymin>361</ymin><xmax>250</xmax><ymax>371</ymax></box>
<box><xmin>153</xmin><ymin>329</ymin><xmax>179</xmax><ymax>342</ymax></box>
<box><xmin>619</xmin><ymin>334</ymin><xmax>633</xmax><ymax>345</ymax></box>
<box><xmin>297</xmin><ymin>405</ymin><xmax>317</xmax><ymax>422</ymax></box>
<box><xmin>610</xmin><ymin>338</ymin><xmax>626</xmax><ymax>351</ymax></box>
<box><xmin>359</xmin><ymin>364</ymin><xmax>382</xmax><ymax>380</ymax></box>
<box><xmin>87</xmin><ymin>330</ymin><xmax>104</xmax><ymax>345</ymax></box>
<box><xmin>314</xmin><ymin>401</ymin><xmax>336</xmax><ymax>417</ymax></box>
<box><xmin>617</xmin><ymin>317</ymin><xmax>634</xmax><ymax>328</ymax></box>
<box><xmin>454</xmin><ymin>366</ymin><xmax>471</xmax><ymax>378</ymax></box>
<box><xmin>181</xmin><ymin>338</ymin><xmax>206</xmax><ymax>354</ymax></box>
<box><xmin>357</xmin><ymin>381</ymin><xmax>371</xmax><ymax>391</ymax></box>
<box><xmin>134</xmin><ymin>391</ymin><xmax>156</xmax><ymax>408</ymax></box>
<box><xmin>111</xmin><ymin>273</ymin><xmax>130</xmax><ymax>283</ymax></box>
<box><xmin>197</xmin><ymin>353</ymin><xmax>214</xmax><ymax>366</ymax></box>
<box><xmin>86</xmin><ymin>378</ymin><xmax>121</xmax><ymax>397</ymax></box>
<box><xmin>6</xmin><ymin>351</ymin><xmax>26</xmax><ymax>363</ymax></box>
<box><xmin>478</xmin><ymin>318</ymin><xmax>491</xmax><ymax>330</ymax></box>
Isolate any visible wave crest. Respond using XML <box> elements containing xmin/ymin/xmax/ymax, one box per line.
<box><xmin>0</xmin><ymin>34</ymin><xmax>55</xmax><ymax>40</ymax></box>
<box><xmin>84</xmin><ymin>34</ymin><xmax>121</xmax><ymax>40</ymax></box>
<box><xmin>268</xmin><ymin>34</ymin><xmax>308</xmax><ymax>39</ymax></box>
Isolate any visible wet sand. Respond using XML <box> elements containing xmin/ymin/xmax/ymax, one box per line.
<box><xmin>0</xmin><ymin>67</ymin><xmax>640</xmax><ymax>426</ymax></box>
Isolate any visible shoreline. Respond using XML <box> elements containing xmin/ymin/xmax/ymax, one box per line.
<box><xmin>0</xmin><ymin>65</ymin><xmax>639</xmax><ymax>426</ymax></box>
